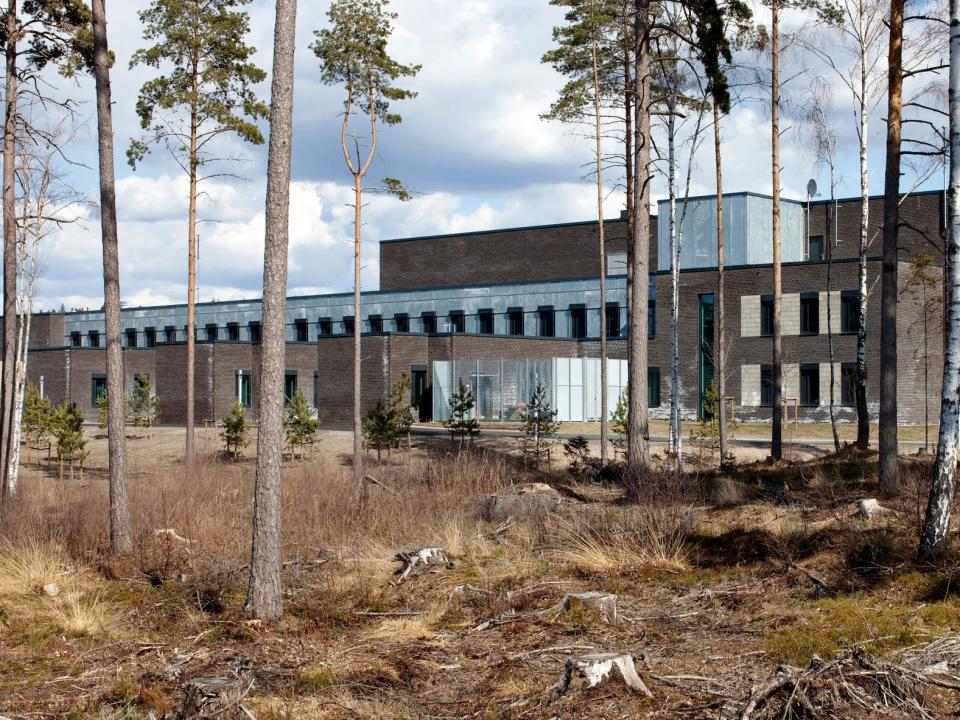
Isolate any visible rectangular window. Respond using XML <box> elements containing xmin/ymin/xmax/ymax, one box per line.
<box><xmin>537</xmin><ymin>306</ymin><xmax>555</xmax><ymax>337</ymax></box>
<box><xmin>91</xmin><ymin>374</ymin><xmax>107</xmax><ymax>405</ymax></box>
<box><xmin>606</xmin><ymin>251</ymin><xmax>628</xmax><ymax>276</ymax></box>
<box><xmin>205</xmin><ymin>323</ymin><xmax>218</xmax><ymax>342</ymax></box>
<box><xmin>237</xmin><ymin>371</ymin><xmax>251</xmax><ymax>407</ymax></box>
<box><xmin>284</xmin><ymin>371</ymin><xmax>297</xmax><ymax>404</ymax></box>
<box><xmin>294</xmin><ymin>318</ymin><xmax>308</xmax><ymax>342</ymax></box>
<box><xmin>808</xmin><ymin>235</ymin><xmax>824</xmax><ymax>262</ymax></box>
<box><xmin>760</xmin><ymin>294</ymin><xmax>774</xmax><ymax>337</ymax></box>
<box><xmin>343</xmin><ymin>316</ymin><xmax>355</xmax><ymax>335</ymax></box>
<box><xmin>448</xmin><ymin>311</ymin><xmax>465</xmax><ymax>333</ymax></box>
<box><xmin>70</xmin><ymin>331</ymin><xmax>81</xmax><ymax>348</ymax></box>
<box><xmin>88</xmin><ymin>330</ymin><xmax>100</xmax><ymax>348</ymax></box>
<box><xmin>648</xmin><ymin>298</ymin><xmax>656</xmax><ymax>339</ymax></box>
<box><xmin>760</xmin><ymin>363</ymin><xmax>774</xmax><ymax>407</ymax></box>
<box><xmin>478</xmin><ymin>309</ymin><xmax>494</xmax><ymax>335</ymax></box>
<box><xmin>313</xmin><ymin>370</ymin><xmax>319</xmax><ymax>408</ymax></box>
<box><xmin>144</xmin><ymin>327</ymin><xmax>156</xmax><ymax>347</ymax></box>
<box><xmin>368</xmin><ymin>315</ymin><xmax>383</xmax><ymax>333</ymax></box>
<box><xmin>648</xmin><ymin>367</ymin><xmax>661</xmax><ymax>408</ymax></box>
<box><xmin>248</xmin><ymin>321</ymin><xmax>261</xmax><ymax>343</ymax></box>
<box><xmin>226</xmin><ymin>322</ymin><xmax>240</xmax><ymax>341</ymax></box>
<box><xmin>841</xmin><ymin>290</ymin><xmax>858</xmax><ymax>334</ymax></box>
<box><xmin>318</xmin><ymin>318</ymin><xmax>333</xmax><ymax>336</ymax></box>
<box><xmin>507</xmin><ymin>308</ymin><xmax>524</xmax><ymax>336</ymax></box>
<box><xmin>841</xmin><ymin>362</ymin><xmax>857</xmax><ymax>407</ymax></box>
<box><xmin>394</xmin><ymin>313</ymin><xmax>409</xmax><ymax>333</ymax></box>
<box><xmin>605</xmin><ymin>303</ymin><xmax>621</xmax><ymax>338</ymax></box>
<box><xmin>125</xmin><ymin>328</ymin><xmax>137</xmax><ymax>348</ymax></box>
<box><xmin>569</xmin><ymin>305</ymin><xmax>586</xmax><ymax>339</ymax></box>
<box><xmin>421</xmin><ymin>312</ymin><xmax>436</xmax><ymax>334</ymax></box>
<box><xmin>164</xmin><ymin>325</ymin><xmax>176</xmax><ymax>343</ymax></box>
<box><xmin>800</xmin><ymin>292</ymin><xmax>819</xmax><ymax>335</ymax></box>
<box><xmin>800</xmin><ymin>363</ymin><xmax>820</xmax><ymax>406</ymax></box>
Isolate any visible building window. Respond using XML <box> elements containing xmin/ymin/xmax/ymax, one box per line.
<box><xmin>800</xmin><ymin>363</ymin><xmax>820</xmax><ymax>406</ymax></box>
<box><xmin>145</xmin><ymin>327</ymin><xmax>156</xmax><ymax>347</ymax></box>
<box><xmin>318</xmin><ymin>318</ymin><xmax>333</xmax><ymax>336</ymax></box>
<box><xmin>205</xmin><ymin>323</ymin><xmax>218</xmax><ymax>342</ymax></box>
<box><xmin>294</xmin><ymin>318</ymin><xmax>308</xmax><ymax>342</ymax></box>
<box><xmin>841</xmin><ymin>290</ymin><xmax>858</xmax><ymax>334</ymax></box>
<box><xmin>70</xmin><ymin>331</ymin><xmax>81</xmax><ymax>348</ymax></box>
<box><xmin>648</xmin><ymin>367</ymin><xmax>661</xmax><ymax>408</ymax></box>
<box><xmin>800</xmin><ymin>293</ymin><xmax>819</xmax><ymax>335</ymax></box>
<box><xmin>808</xmin><ymin>235</ymin><xmax>824</xmax><ymax>262</ymax></box>
<box><xmin>313</xmin><ymin>370</ymin><xmax>319</xmax><ymax>408</ymax></box>
<box><xmin>226</xmin><ymin>322</ymin><xmax>240</xmax><ymax>341</ymax></box>
<box><xmin>607</xmin><ymin>251</ymin><xmax>628</xmax><ymax>276</ymax></box>
<box><xmin>369</xmin><ymin>315</ymin><xmax>383</xmax><ymax>333</ymax></box>
<box><xmin>448</xmin><ymin>311</ymin><xmax>465</xmax><ymax>333</ymax></box>
<box><xmin>841</xmin><ymin>362</ymin><xmax>857</xmax><ymax>407</ymax></box>
<box><xmin>284</xmin><ymin>371</ymin><xmax>297</xmax><ymax>404</ymax></box>
<box><xmin>537</xmin><ymin>306</ymin><xmax>554</xmax><ymax>337</ymax></box>
<box><xmin>343</xmin><ymin>316</ymin><xmax>355</xmax><ymax>335</ymax></box>
<box><xmin>125</xmin><ymin>328</ymin><xmax>137</xmax><ymax>348</ymax></box>
<box><xmin>237</xmin><ymin>371</ymin><xmax>251</xmax><ymax>407</ymax></box>
<box><xmin>648</xmin><ymin>298</ymin><xmax>656</xmax><ymax>339</ymax></box>
<box><xmin>605</xmin><ymin>303</ymin><xmax>620</xmax><ymax>338</ymax></box>
<box><xmin>760</xmin><ymin>294</ymin><xmax>774</xmax><ymax>337</ymax></box>
<box><xmin>91</xmin><ymin>375</ymin><xmax>107</xmax><ymax>405</ymax></box>
<box><xmin>478</xmin><ymin>309</ymin><xmax>494</xmax><ymax>335</ymax></box>
<box><xmin>569</xmin><ymin>305</ymin><xmax>586</xmax><ymax>339</ymax></box>
<box><xmin>394</xmin><ymin>313</ymin><xmax>409</xmax><ymax>333</ymax></box>
<box><xmin>507</xmin><ymin>308</ymin><xmax>524</xmax><ymax>336</ymax></box>
<box><xmin>760</xmin><ymin>363</ymin><xmax>774</xmax><ymax>407</ymax></box>
<box><xmin>248</xmin><ymin>321</ymin><xmax>261</xmax><ymax>343</ymax></box>
<box><xmin>421</xmin><ymin>312</ymin><xmax>436</xmax><ymax>334</ymax></box>
<box><xmin>88</xmin><ymin>330</ymin><xmax>100</xmax><ymax>348</ymax></box>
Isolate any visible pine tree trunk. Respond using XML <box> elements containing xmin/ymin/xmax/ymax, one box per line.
<box><xmin>626</xmin><ymin>0</ymin><xmax>651</xmax><ymax>495</ymax></box>
<box><xmin>247</xmin><ymin>0</ymin><xmax>297</xmax><ymax>621</ymax></box>
<box><xmin>592</xmin><ymin>36</ymin><xmax>608</xmax><ymax>466</ymax></box>
<box><xmin>1</xmin><ymin>0</ymin><xmax>16</xmax><ymax>500</ymax></box>
<box><xmin>918</xmin><ymin>0</ymin><xmax>959</xmax><ymax>557</ymax></box>
<box><xmin>715</xmin><ymin>102</ymin><xmax>727</xmax><ymax>469</ymax></box>
<box><xmin>93</xmin><ymin>0</ymin><xmax>132</xmax><ymax>554</ymax></box>
<box><xmin>771</xmin><ymin>0</ymin><xmax>783</xmax><ymax>462</ymax></box>
<box><xmin>623</xmin><ymin>8</ymin><xmax>634</xmax><ymax>349</ymax></box>
<box><xmin>856</xmin><ymin>25</ymin><xmax>870</xmax><ymax>449</ymax></box>
<box><xmin>353</xmin><ymin>173</ymin><xmax>363</xmax><ymax>483</ymax></box>
<box><xmin>185</xmin><ymin>73</ymin><xmax>199</xmax><ymax>478</ymax></box>
<box><xmin>879</xmin><ymin>0</ymin><xmax>904</xmax><ymax>496</ymax></box>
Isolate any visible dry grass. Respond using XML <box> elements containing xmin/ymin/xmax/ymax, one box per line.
<box><xmin>0</xmin><ymin>538</ymin><xmax>79</xmax><ymax>597</ymax></box>
<box><xmin>53</xmin><ymin>589</ymin><xmax>114</xmax><ymax>637</ymax></box>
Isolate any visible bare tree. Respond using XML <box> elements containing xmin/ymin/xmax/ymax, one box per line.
<box><xmin>246</xmin><ymin>0</ymin><xmax>297</xmax><ymax>621</ymax></box>
<box><xmin>92</xmin><ymin>0</ymin><xmax>131</xmax><ymax>554</ymax></box>
<box><xmin>770</xmin><ymin>0</ymin><xmax>784</xmax><ymax>461</ymax></box>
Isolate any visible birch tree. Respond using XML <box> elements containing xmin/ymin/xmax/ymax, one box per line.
<box><xmin>246</xmin><ymin>0</ymin><xmax>297</xmax><ymax>622</ymax></box>
<box><xmin>312</xmin><ymin>0</ymin><xmax>419</xmax><ymax>485</ymax></box>
<box><xmin>128</xmin><ymin>0</ymin><xmax>268</xmax><ymax>479</ymax></box>
<box><xmin>918</xmin><ymin>0</ymin><xmax>958</xmax><ymax>557</ymax></box>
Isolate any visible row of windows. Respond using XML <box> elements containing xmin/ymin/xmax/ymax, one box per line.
<box><xmin>72</xmin><ymin>303</ymin><xmax>658</xmax><ymax>347</ymax></box>
<box><xmin>758</xmin><ymin>362</ymin><xmax>858</xmax><ymax>407</ymax></box>
<box><xmin>759</xmin><ymin>290</ymin><xmax>860</xmax><ymax>337</ymax></box>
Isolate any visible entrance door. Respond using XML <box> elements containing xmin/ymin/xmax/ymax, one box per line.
<box><xmin>411</xmin><ymin>367</ymin><xmax>429</xmax><ymax>422</ymax></box>
<box><xmin>699</xmin><ymin>293</ymin><xmax>715</xmax><ymax>420</ymax></box>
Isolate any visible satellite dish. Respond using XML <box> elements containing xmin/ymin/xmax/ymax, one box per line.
<box><xmin>806</xmin><ymin>178</ymin><xmax>818</xmax><ymax>199</ymax></box>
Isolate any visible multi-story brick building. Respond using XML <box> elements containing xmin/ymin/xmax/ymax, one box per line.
<box><xmin>21</xmin><ymin>189</ymin><xmax>946</xmax><ymax>427</ymax></box>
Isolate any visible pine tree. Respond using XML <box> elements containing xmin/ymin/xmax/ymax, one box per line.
<box><xmin>388</xmin><ymin>373</ymin><xmax>415</xmax><ymax>449</ymax></box>
<box><xmin>52</xmin><ymin>401</ymin><xmax>87</xmax><ymax>480</ymax></box>
<box><xmin>21</xmin><ymin>384</ymin><xmax>52</xmax><ymax>459</ymax></box>
<box><xmin>612</xmin><ymin>387</ymin><xmax>629</xmax><ymax>456</ymax></box>
<box><xmin>221</xmin><ymin>401</ymin><xmax>249</xmax><ymax>459</ymax></box>
<box><xmin>128</xmin><ymin>374</ymin><xmax>160</xmax><ymax>435</ymax></box>
<box><xmin>444</xmin><ymin>381</ymin><xmax>479</xmax><ymax>450</ymax></box>
<box><xmin>284</xmin><ymin>389</ymin><xmax>319</xmax><ymax>460</ymax></box>
<box><xmin>519</xmin><ymin>382</ymin><xmax>560</xmax><ymax>469</ymax></box>
<box><xmin>362</xmin><ymin>400</ymin><xmax>396</xmax><ymax>461</ymax></box>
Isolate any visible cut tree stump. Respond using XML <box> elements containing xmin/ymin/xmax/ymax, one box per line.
<box><xmin>857</xmin><ymin>498</ymin><xmax>891</xmax><ymax>520</ymax></box>
<box><xmin>393</xmin><ymin>548</ymin><xmax>450</xmax><ymax>582</ymax></box>
<box><xmin>476</xmin><ymin>493</ymin><xmax>561</xmax><ymax>523</ymax></box>
<box><xmin>178</xmin><ymin>657</ymin><xmax>254</xmax><ymax>718</ymax></box>
<box><xmin>549</xmin><ymin>591</ymin><xmax>619</xmax><ymax>624</ymax></box>
<box><xmin>549</xmin><ymin>652</ymin><xmax>653</xmax><ymax>701</ymax></box>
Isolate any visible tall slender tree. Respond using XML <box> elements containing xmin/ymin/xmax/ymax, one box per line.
<box><xmin>918</xmin><ymin>0</ymin><xmax>958</xmax><ymax>558</ymax></box>
<box><xmin>770</xmin><ymin>0</ymin><xmax>784</xmax><ymax>461</ymax></box>
<box><xmin>246</xmin><ymin>0</ymin><xmax>297</xmax><ymax>621</ymax></box>
<box><xmin>91</xmin><ymin>0</ymin><xmax>131</xmax><ymax>554</ymax></box>
<box><xmin>312</xmin><ymin>0</ymin><xmax>419</xmax><ymax>485</ymax></box>
<box><xmin>128</xmin><ymin>0</ymin><xmax>268</xmax><ymax>479</ymax></box>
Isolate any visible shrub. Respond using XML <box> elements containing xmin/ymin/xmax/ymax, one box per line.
<box><xmin>52</xmin><ymin>401</ymin><xmax>87</xmax><ymax>478</ymax></box>
<box><xmin>388</xmin><ymin>374</ymin><xmax>415</xmax><ymax>449</ymax></box>
<box><xmin>21</xmin><ymin>384</ymin><xmax>53</xmax><ymax>451</ymax></box>
<box><xmin>285</xmin><ymin>389</ymin><xmax>319</xmax><ymax>460</ymax></box>
<box><xmin>611</xmin><ymin>388</ymin><xmax>628</xmax><ymax>455</ymax></box>
<box><xmin>518</xmin><ymin>382</ymin><xmax>559</xmax><ymax>468</ymax></box>
<box><xmin>221</xmin><ymin>402</ymin><xmax>250</xmax><ymax>459</ymax></box>
<box><xmin>128</xmin><ymin>374</ymin><xmax>160</xmax><ymax>434</ymax></box>
<box><xmin>563</xmin><ymin>435</ymin><xmax>593</xmax><ymax>479</ymax></box>
<box><xmin>444</xmin><ymin>381</ymin><xmax>479</xmax><ymax>449</ymax></box>
<box><xmin>363</xmin><ymin>400</ymin><xmax>396</xmax><ymax>461</ymax></box>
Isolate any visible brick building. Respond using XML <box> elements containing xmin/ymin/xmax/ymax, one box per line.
<box><xmin>21</xmin><ymin>189</ymin><xmax>946</xmax><ymax>426</ymax></box>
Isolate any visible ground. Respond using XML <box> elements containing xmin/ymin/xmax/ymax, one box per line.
<box><xmin>2</xmin><ymin>425</ymin><xmax>960</xmax><ymax>719</ymax></box>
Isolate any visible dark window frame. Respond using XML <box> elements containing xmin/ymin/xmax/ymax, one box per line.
<box><xmin>605</xmin><ymin>302</ymin><xmax>621</xmax><ymax>338</ymax></box>
<box><xmin>478</xmin><ymin>309</ymin><xmax>494</xmax><ymax>335</ymax></box>
<box><xmin>342</xmin><ymin>316</ymin><xmax>355</xmax><ymax>335</ymax></box>
<box><xmin>448</xmin><ymin>310</ymin><xmax>465</xmax><ymax>334</ymax></box>
<box><xmin>91</xmin><ymin>374</ymin><xmax>107</xmax><ymax>406</ymax></box>
<box><xmin>800</xmin><ymin>292</ymin><xmax>820</xmax><ymax>336</ymax></box>
<box><xmin>70</xmin><ymin>331</ymin><xmax>81</xmax><ymax>348</ymax></box>
<box><xmin>394</xmin><ymin>313</ymin><xmax>409</xmax><ymax>333</ymax></box>
<box><xmin>421</xmin><ymin>312</ymin><xmax>436</xmax><ymax>334</ymax></box>
<box><xmin>164</xmin><ymin>325</ymin><xmax>177</xmax><ymax>343</ymax></box>
<box><xmin>760</xmin><ymin>363</ymin><xmax>774</xmax><ymax>407</ymax></box>
<box><xmin>248</xmin><ymin>321</ymin><xmax>262</xmax><ymax>344</ymax></box>
<box><xmin>799</xmin><ymin>363</ymin><xmax>820</xmax><ymax>406</ymax></box>
<box><xmin>841</xmin><ymin>362</ymin><xmax>857</xmax><ymax>407</ymax></box>
<box><xmin>648</xmin><ymin>367</ymin><xmax>661</xmax><ymax>408</ymax></box>
<box><xmin>284</xmin><ymin>371</ymin><xmax>298</xmax><ymax>405</ymax></box>
<box><xmin>88</xmin><ymin>330</ymin><xmax>100</xmax><ymax>348</ymax></box>
<box><xmin>294</xmin><ymin>318</ymin><xmax>309</xmax><ymax>342</ymax></box>
<box><xmin>569</xmin><ymin>304</ymin><xmax>587</xmax><ymax>339</ymax></box>
<box><xmin>808</xmin><ymin>234</ymin><xmax>825</xmax><ymax>262</ymax></box>
<box><xmin>205</xmin><ymin>323</ymin><xmax>218</xmax><ymax>342</ymax></box>
<box><xmin>537</xmin><ymin>306</ymin><xmax>555</xmax><ymax>337</ymax></box>
<box><xmin>125</xmin><ymin>328</ymin><xmax>137</xmax><ymax>348</ymax></box>
<box><xmin>144</xmin><ymin>327</ymin><xmax>156</xmax><ymax>348</ymax></box>
<box><xmin>760</xmin><ymin>294</ymin><xmax>774</xmax><ymax>337</ymax></box>
<box><xmin>507</xmin><ymin>307</ymin><xmax>524</xmax><ymax>336</ymax></box>
<box><xmin>368</xmin><ymin>314</ymin><xmax>383</xmax><ymax>333</ymax></box>
<box><xmin>648</xmin><ymin>298</ymin><xmax>656</xmax><ymax>339</ymax></box>
<box><xmin>318</xmin><ymin>317</ymin><xmax>333</xmax><ymax>336</ymax></box>
<box><xmin>226</xmin><ymin>322</ymin><xmax>240</xmax><ymax>342</ymax></box>
<box><xmin>840</xmin><ymin>290</ymin><xmax>859</xmax><ymax>334</ymax></box>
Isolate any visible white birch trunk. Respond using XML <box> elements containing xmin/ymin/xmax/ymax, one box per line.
<box><xmin>918</xmin><ymin>0</ymin><xmax>959</xmax><ymax>557</ymax></box>
<box><xmin>668</xmin><ymin>112</ymin><xmax>680</xmax><ymax>464</ymax></box>
<box><xmin>856</xmin><ymin>6</ymin><xmax>871</xmax><ymax>448</ymax></box>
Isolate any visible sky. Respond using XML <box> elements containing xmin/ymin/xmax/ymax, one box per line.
<box><xmin>32</xmin><ymin>0</ymin><xmax>949</xmax><ymax>311</ymax></box>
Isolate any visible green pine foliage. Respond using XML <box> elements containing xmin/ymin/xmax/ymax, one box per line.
<box><xmin>444</xmin><ymin>381</ymin><xmax>479</xmax><ymax>448</ymax></box>
<box><xmin>284</xmin><ymin>389</ymin><xmax>319</xmax><ymax>460</ymax></box>
<box><xmin>221</xmin><ymin>401</ymin><xmax>250</xmax><ymax>459</ymax></box>
<box><xmin>22</xmin><ymin>384</ymin><xmax>53</xmax><ymax>450</ymax></box>
<box><xmin>52</xmin><ymin>401</ymin><xmax>87</xmax><ymax>467</ymax></box>
<box><xmin>388</xmin><ymin>373</ymin><xmax>415</xmax><ymax>448</ymax></box>
<box><xmin>519</xmin><ymin>382</ymin><xmax>560</xmax><ymax>467</ymax></box>
<box><xmin>611</xmin><ymin>387</ymin><xmax>629</xmax><ymax>452</ymax></box>
<box><xmin>96</xmin><ymin>391</ymin><xmax>109</xmax><ymax>430</ymax></box>
<box><xmin>128</xmin><ymin>375</ymin><xmax>160</xmax><ymax>433</ymax></box>
<box><xmin>563</xmin><ymin>435</ymin><xmax>593</xmax><ymax>478</ymax></box>
<box><xmin>362</xmin><ymin>400</ymin><xmax>396</xmax><ymax>461</ymax></box>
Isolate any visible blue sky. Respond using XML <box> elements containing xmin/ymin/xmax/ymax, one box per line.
<box><xmin>33</xmin><ymin>0</ymin><xmax>947</xmax><ymax>311</ymax></box>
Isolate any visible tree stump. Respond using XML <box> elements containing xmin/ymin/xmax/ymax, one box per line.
<box><xmin>549</xmin><ymin>652</ymin><xmax>652</xmax><ymax>701</ymax></box>
<box><xmin>178</xmin><ymin>657</ymin><xmax>254</xmax><ymax>718</ymax></box>
<box><xmin>551</xmin><ymin>591</ymin><xmax>618</xmax><ymax>624</ymax></box>
<box><xmin>393</xmin><ymin>547</ymin><xmax>450</xmax><ymax>582</ymax></box>
<box><xmin>857</xmin><ymin>498</ymin><xmax>891</xmax><ymax>520</ymax></box>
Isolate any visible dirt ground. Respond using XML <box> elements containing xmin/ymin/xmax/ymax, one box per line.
<box><xmin>2</xmin><ymin>427</ymin><xmax>960</xmax><ymax>719</ymax></box>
